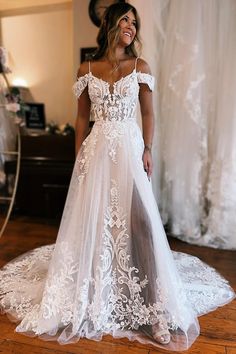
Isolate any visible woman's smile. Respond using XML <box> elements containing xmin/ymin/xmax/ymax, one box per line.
<box><xmin>118</xmin><ymin>11</ymin><xmax>136</xmax><ymax>46</ymax></box>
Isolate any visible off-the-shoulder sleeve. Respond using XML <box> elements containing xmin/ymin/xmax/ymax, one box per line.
<box><xmin>137</xmin><ymin>72</ymin><xmax>155</xmax><ymax>91</ymax></box>
<box><xmin>72</xmin><ymin>73</ymin><xmax>89</xmax><ymax>99</ymax></box>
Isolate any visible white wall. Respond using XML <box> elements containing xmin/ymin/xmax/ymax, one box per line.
<box><xmin>1</xmin><ymin>3</ymin><xmax>73</xmax><ymax>125</ymax></box>
<box><xmin>0</xmin><ymin>0</ymin><xmax>98</xmax><ymax>126</ymax></box>
<box><xmin>72</xmin><ymin>0</ymin><xmax>97</xmax><ymax>76</ymax></box>
<box><xmin>72</xmin><ymin>0</ymin><xmax>97</xmax><ymax>117</ymax></box>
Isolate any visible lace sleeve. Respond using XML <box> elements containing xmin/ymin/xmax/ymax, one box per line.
<box><xmin>137</xmin><ymin>72</ymin><xmax>155</xmax><ymax>91</ymax></box>
<box><xmin>72</xmin><ymin>74</ymin><xmax>89</xmax><ymax>99</ymax></box>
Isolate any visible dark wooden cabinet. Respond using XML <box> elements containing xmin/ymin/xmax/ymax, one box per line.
<box><xmin>7</xmin><ymin>133</ymin><xmax>75</xmax><ymax>219</ymax></box>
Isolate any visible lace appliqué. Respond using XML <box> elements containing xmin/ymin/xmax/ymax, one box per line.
<box><xmin>76</xmin><ymin>126</ymin><xmax>98</xmax><ymax>184</ymax></box>
<box><xmin>39</xmin><ymin>242</ymin><xmax>78</xmax><ymax>324</ymax></box>
<box><xmin>137</xmin><ymin>72</ymin><xmax>155</xmax><ymax>91</ymax></box>
<box><xmin>72</xmin><ymin>72</ymin><xmax>155</xmax><ymax>164</ymax></box>
<box><xmin>173</xmin><ymin>251</ymin><xmax>235</xmax><ymax>315</ymax></box>
<box><xmin>0</xmin><ymin>245</ymin><xmax>54</xmax><ymax>321</ymax></box>
<box><xmin>84</xmin><ymin>179</ymin><xmax>168</xmax><ymax>331</ymax></box>
<box><xmin>15</xmin><ymin>242</ymin><xmax>79</xmax><ymax>334</ymax></box>
<box><xmin>8</xmin><ymin>181</ymin><xmax>172</xmax><ymax>334</ymax></box>
<box><xmin>89</xmin><ymin>74</ymin><xmax>139</xmax><ymax>163</ymax></box>
<box><xmin>97</xmin><ymin>120</ymin><xmax>128</xmax><ymax>163</ymax></box>
<box><xmin>72</xmin><ymin>74</ymin><xmax>89</xmax><ymax>98</ymax></box>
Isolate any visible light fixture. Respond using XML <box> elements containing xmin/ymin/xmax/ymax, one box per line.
<box><xmin>12</xmin><ymin>77</ymin><xmax>28</xmax><ymax>88</ymax></box>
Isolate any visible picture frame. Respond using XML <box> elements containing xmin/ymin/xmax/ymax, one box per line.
<box><xmin>24</xmin><ymin>103</ymin><xmax>46</xmax><ymax>130</ymax></box>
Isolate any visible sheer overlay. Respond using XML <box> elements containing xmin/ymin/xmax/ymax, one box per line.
<box><xmin>0</xmin><ymin>65</ymin><xmax>234</xmax><ymax>351</ymax></box>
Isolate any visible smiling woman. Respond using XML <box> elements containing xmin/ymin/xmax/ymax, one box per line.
<box><xmin>91</xmin><ymin>1</ymin><xmax>141</xmax><ymax>69</ymax></box>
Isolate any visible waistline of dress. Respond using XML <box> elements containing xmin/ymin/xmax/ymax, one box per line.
<box><xmin>92</xmin><ymin>118</ymin><xmax>137</xmax><ymax>125</ymax></box>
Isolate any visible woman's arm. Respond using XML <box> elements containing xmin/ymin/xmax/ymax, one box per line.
<box><xmin>138</xmin><ymin>59</ymin><xmax>154</xmax><ymax>178</ymax></box>
<box><xmin>75</xmin><ymin>63</ymin><xmax>91</xmax><ymax>155</ymax></box>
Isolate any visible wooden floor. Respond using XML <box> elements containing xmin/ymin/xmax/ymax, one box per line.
<box><xmin>0</xmin><ymin>215</ymin><xmax>235</xmax><ymax>354</ymax></box>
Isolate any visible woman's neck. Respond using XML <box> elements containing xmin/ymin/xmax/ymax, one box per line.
<box><xmin>114</xmin><ymin>46</ymin><xmax>126</xmax><ymax>60</ymax></box>
<box><xmin>102</xmin><ymin>45</ymin><xmax>131</xmax><ymax>67</ymax></box>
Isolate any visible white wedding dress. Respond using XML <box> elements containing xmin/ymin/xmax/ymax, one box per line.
<box><xmin>0</xmin><ymin>60</ymin><xmax>235</xmax><ymax>351</ymax></box>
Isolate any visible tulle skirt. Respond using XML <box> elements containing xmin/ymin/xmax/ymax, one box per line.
<box><xmin>0</xmin><ymin>120</ymin><xmax>235</xmax><ymax>351</ymax></box>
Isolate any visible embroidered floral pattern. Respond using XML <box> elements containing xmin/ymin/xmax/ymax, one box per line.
<box><xmin>173</xmin><ymin>251</ymin><xmax>234</xmax><ymax>315</ymax></box>
<box><xmin>72</xmin><ymin>74</ymin><xmax>89</xmax><ymax>98</ymax></box>
<box><xmin>85</xmin><ymin>179</ymin><xmax>167</xmax><ymax>331</ymax></box>
<box><xmin>76</xmin><ymin>125</ymin><xmax>98</xmax><ymax>184</ymax></box>
<box><xmin>0</xmin><ymin>181</ymin><xmax>170</xmax><ymax>333</ymax></box>
<box><xmin>0</xmin><ymin>236</ymin><xmax>234</xmax><ymax>335</ymax></box>
<box><xmin>0</xmin><ymin>245</ymin><xmax>54</xmax><ymax>320</ymax></box>
<box><xmin>16</xmin><ymin>242</ymin><xmax>79</xmax><ymax>334</ymax></box>
<box><xmin>74</xmin><ymin>71</ymin><xmax>154</xmax><ymax>165</ymax></box>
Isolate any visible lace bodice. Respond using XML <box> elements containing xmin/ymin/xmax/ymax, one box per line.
<box><xmin>73</xmin><ymin>70</ymin><xmax>154</xmax><ymax>123</ymax></box>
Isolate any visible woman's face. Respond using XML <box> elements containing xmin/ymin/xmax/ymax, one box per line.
<box><xmin>118</xmin><ymin>11</ymin><xmax>137</xmax><ymax>47</ymax></box>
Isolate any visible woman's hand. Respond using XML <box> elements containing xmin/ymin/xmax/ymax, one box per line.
<box><xmin>142</xmin><ymin>148</ymin><xmax>153</xmax><ymax>179</ymax></box>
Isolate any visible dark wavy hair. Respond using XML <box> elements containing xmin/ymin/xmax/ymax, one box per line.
<box><xmin>92</xmin><ymin>3</ymin><xmax>141</xmax><ymax>64</ymax></box>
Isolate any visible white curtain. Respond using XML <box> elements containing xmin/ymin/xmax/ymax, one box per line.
<box><xmin>131</xmin><ymin>0</ymin><xmax>236</xmax><ymax>250</ymax></box>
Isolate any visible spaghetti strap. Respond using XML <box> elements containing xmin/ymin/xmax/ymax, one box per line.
<box><xmin>135</xmin><ymin>57</ymin><xmax>139</xmax><ymax>71</ymax></box>
<box><xmin>88</xmin><ymin>61</ymin><xmax>91</xmax><ymax>73</ymax></box>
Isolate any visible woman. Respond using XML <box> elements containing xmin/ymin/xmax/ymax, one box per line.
<box><xmin>0</xmin><ymin>3</ymin><xmax>235</xmax><ymax>351</ymax></box>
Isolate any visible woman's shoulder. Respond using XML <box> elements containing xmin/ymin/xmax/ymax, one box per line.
<box><xmin>121</xmin><ymin>56</ymin><xmax>151</xmax><ymax>73</ymax></box>
<box><xmin>136</xmin><ymin>58</ymin><xmax>155</xmax><ymax>91</ymax></box>
<box><xmin>136</xmin><ymin>58</ymin><xmax>151</xmax><ymax>74</ymax></box>
<box><xmin>76</xmin><ymin>57</ymin><xmax>152</xmax><ymax>77</ymax></box>
<box><xmin>76</xmin><ymin>61</ymin><xmax>90</xmax><ymax>78</ymax></box>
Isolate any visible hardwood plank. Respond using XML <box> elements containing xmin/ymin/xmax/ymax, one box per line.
<box><xmin>198</xmin><ymin>336</ymin><xmax>236</xmax><ymax>349</ymax></box>
<box><xmin>149</xmin><ymin>343</ymin><xmax>226</xmax><ymax>354</ymax></box>
<box><xmin>227</xmin><ymin>348</ymin><xmax>236</xmax><ymax>354</ymax></box>
<box><xmin>209</xmin><ymin>303</ymin><xmax>236</xmax><ymax>321</ymax></box>
<box><xmin>0</xmin><ymin>320</ymin><xmax>149</xmax><ymax>354</ymax></box>
<box><xmin>0</xmin><ymin>338</ymin><xmax>149</xmax><ymax>354</ymax></box>
<box><xmin>199</xmin><ymin>316</ymin><xmax>236</xmax><ymax>342</ymax></box>
<box><xmin>0</xmin><ymin>339</ymin><xmax>70</xmax><ymax>354</ymax></box>
<box><xmin>149</xmin><ymin>341</ymin><xmax>227</xmax><ymax>354</ymax></box>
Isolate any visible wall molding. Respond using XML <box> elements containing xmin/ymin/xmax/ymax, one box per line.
<box><xmin>0</xmin><ymin>2</ymin><xmax>72</xmax><ymax>18</ymax></box>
